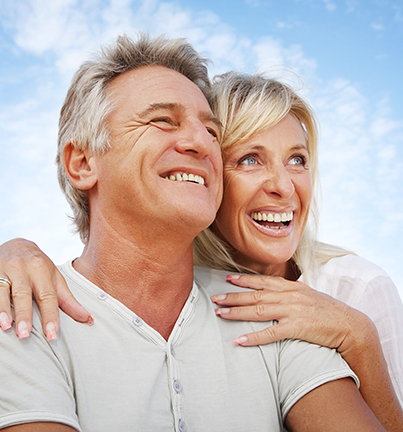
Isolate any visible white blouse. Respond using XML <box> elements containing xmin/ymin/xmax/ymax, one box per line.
<box><xmin>300</xmin><ymin>254</ymin><xmax>403</xmax><ymax>403</ymax></box>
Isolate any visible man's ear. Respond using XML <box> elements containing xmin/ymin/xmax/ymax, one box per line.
<box><xmin>63</xmin><ymin>142</ymin><xmax>98</xmax><ymax>190</ymax></box>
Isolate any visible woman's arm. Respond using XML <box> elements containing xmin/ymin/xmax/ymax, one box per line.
<box><xmin>0</xmin><ymin>238</ymin><xmax>92</xmax><ymax>340</ymax></box>
<box><xmin>212</xmin><ymin>274</ymin><xmax>403</xmax><ymax>431</ymax></box>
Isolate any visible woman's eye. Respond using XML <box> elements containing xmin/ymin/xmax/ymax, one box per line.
<box><xmin>239</xmin><ymin>154</ymin><xmax>258</xmax><ymax>165</ymax></box>
<box><xmin>206</xmin><ymin>127</ymin><xmax>218</xmax><ymax>139</ymax></box>
<box><xmin>289</xmin><ymin>155</ymin><xmax>306</xmax><ymax>166</ymax></box>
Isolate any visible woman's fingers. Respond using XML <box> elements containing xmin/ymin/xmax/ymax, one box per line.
<box><xmin>9</xmin><ymin>275</ymin><xmax>35</xmax><ymax>338</ymax></box>
<box><xmin>0</xmin><ymin>238</ymin><xmax>93</xmax><ymax>340</ymax></box>
<box><xmin>54</xmin><ymin>270</ymin><xmax>93</xmax><ymax>325</ymax></box>
<box><xmin>0</xmin><ymin>279</ymin><xmax>13</xmax><ymax>330</ymax></box>
<box><xmin>215</xmin><ymin>303</ymin><xmax>285</xmax><ymax>321</ymax></box>
<box><xmin>232</xmin><ymin>324</ymin><xmax>289</xmax><ymax>346</ymax></box>
<box><xmin>212</xmin><ymin>288</ymin><xmax>269</xmax><ymax>307</ymax></box>
<box><xmin>226</xmin><ymin>274</ymin><xmax>292</xmax><ymax>290</ymax></box>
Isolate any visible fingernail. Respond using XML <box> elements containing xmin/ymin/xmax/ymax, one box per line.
<box><xmin>17</xmin><ymin>321</ymin><xmax>29</xmax><ymax>339</ymax></box>
<box><xmin>46</xmin><ymin>322</ymin><xmax>57</xmax><ymax>341</ymax></box>
<box><xmin>215</xmin><ymin>308</ymin><xmax>230</xmax><ymax>315</ymax></box>
<box><xmin>211</xmin><ymin>294</ymin><xmax>226</xmax><ymax>302</ymax></box>
<box><xmin>0</xmin><ymin>312</ymin><xmax>12</xmax><ymax>331</ymax></box>
<box><xmin>87</xmin><ymin>314</ymin><xmax>94</xmax><ymax>326</ymax></box>
<box><xmin>233</xmin><ymin>336</ymin><xmax>248</xmax><ymax>346</ymax></box>
<box><xmin>226</xmin><ymin>275</ymin><xmax>240</xmax><ymax>280</ymax></box>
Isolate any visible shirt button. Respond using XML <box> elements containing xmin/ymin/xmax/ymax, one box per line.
<box><xmin>173</xmin><ymin>380</ymin><xmax>182</xmax><ymax>393</ymax></box>
<box><xmin>132</xmin><ymin>316</ymin><xmax>143</xmax><ymax>326</ymax></box>
<box><xmin>170</xmin><ymin>345</ymin><xmax>175</xmax><ymax>356</ymax></box>
<box><xmin>97</xmin><ymin>292</ymin><xmax>108</xmax><ymax>300</ymax></box>
<box><xmin>178</xmin><ymin>419</ymin><xmax>187</xmax><ymax>432</ymax></box>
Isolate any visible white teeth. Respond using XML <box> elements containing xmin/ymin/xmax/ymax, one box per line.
<box><xmin>251</xmin><ymin>211</ymin><xmax>293</xmax><ymax>223</ymax></box>
<box><xmin>165</xmin><ymin>172</ymin><xmax>205</xmax><ymax>185</ymax></box>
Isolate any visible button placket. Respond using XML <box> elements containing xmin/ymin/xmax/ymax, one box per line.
<box><xmin>178</xmin><ymin>419</ymin><xmax>187</xmax><ymax>432</ymax></box>
<box><xmin>132</xmin><ymin>316</ymin><xmax>143</xmax><ymax>327</ymax></box>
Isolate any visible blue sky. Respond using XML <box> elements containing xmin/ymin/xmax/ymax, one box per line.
<box><xmin>0</xmin><ymin>0</ymin><xmax>402</xmax><ymax>299</ymax></box>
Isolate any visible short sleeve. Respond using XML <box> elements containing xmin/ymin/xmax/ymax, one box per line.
<box><xmin>0</xmin><ymin>310</ymin><xmax>81</xmax><ymax>430</ymax></box>
<box><xmin>277</xmin><ymin>339</ymin><xmax>359</xmax><ymax>420</ymax></box>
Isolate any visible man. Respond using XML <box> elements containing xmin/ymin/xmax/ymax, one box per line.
<box><xmin>0</xmin><ymin>34</ymin><xmax>384</xmax><ymax>431</ymax></box>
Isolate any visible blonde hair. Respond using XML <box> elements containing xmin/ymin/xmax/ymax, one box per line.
<box><xmin>193</xmin><ymin>72</ymin><xmax>352</xmax><ymax>275</ymax></box>
<box><xmin>57</xmin><ymin>33</ymin><xmax>211</xmax><ymax>243</ymax></box>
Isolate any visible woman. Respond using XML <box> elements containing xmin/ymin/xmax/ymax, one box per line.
<box><xmin>0</xmin><ymin>72</ymin><xmax>402</xmax><ymax>430</ymax></box>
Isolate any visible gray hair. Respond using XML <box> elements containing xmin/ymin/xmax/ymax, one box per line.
<box><xmin>193</xmin><ymin>72</ymin><xmax>352</xmax><ymax>275</ymax></box>
<box><xmin>57</xmin><ymin>33</ymin><xmax>212</xmax><ymax>243</ymax></box>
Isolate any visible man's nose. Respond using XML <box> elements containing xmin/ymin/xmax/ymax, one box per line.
<box><xmin>262</xmin><ymin>164</ymin><xmax>295</xmax><ymax>199</ymax></box>
<box><xmin>174</xmin><ymin>120</ymin><xmax>215</xmax><ymax>158</ymax></box>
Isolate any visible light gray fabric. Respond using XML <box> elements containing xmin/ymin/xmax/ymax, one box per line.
<box><xmin>300</xmin><ymin>254</ymin><xmax>403</xmax><ymax>403</ymax></box>
<box><xmin>0</xmin><ymin>262</ymin><xmax>358</xmax><ymax>432</ymax></box>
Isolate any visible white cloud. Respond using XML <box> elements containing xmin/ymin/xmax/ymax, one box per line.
<box><xmin>322</xmin><ymin>0</ymin><xmax>336</xmax><ymax>12</ymax></box>
<box><xmin>371</xmin><ymin>22</ymin><xmax>384</xmax><ymax>31</ymax></box>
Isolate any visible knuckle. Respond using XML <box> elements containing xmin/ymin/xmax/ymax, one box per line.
<box><xmin>35</xmin><ymin>288</ymin><xmax>58</xmax><ymax>305</ymax></box>
<box><xmin>254</xmin><ymin>326</ymin><xmax>277</xmax><ymax>344</ymax></box>
<box><xmin>254</xmin><ymin>304</ymin><xmax>267</xmax><ymax>318</ymax></box>
<box><xmin>27</xmin><ymin>253</ymin><xmax>51</xmax><ymax>272</ymax></box>
<box><xmin>252</xmin><ymin>289</ymin><xmax>264</xmax><ymax>303</ymax></box>
<box><xmin>11</xmin><ymin>285</ymin><xmax>33</xmax><ymax>299</ymax></box>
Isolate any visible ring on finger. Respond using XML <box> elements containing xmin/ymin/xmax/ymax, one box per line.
<box><xmin>0</xmin><ymin>277</ymin><xmax>12</xmax><ymax>289</ymax></box>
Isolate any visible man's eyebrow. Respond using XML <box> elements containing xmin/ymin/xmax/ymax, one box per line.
<box><xmin>137</xmin><ymin>102</ymin><xmax>180</xmax><ymax>118</ymax></box>
<box><xmin>200</xmin><ymin>112</ymin><xmax>222</xmax><ymax>132</ymax></box>
<box><xmin>137</xmin><ymin>102</ymin><xmax>222</xmax><ymax>132</ymax></box>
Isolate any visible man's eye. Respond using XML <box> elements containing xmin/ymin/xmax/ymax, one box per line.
<box><xmin>239</xmin><ymin>154</ymin><xmax>258</xmax><ymax>165</ymax></box>
<box><xmin>151</xmin><ymin>117</ymin><xmax>172</xmax><ymax>124</ymax></box>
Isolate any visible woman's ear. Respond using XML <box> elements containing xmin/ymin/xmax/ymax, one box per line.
<box><xmin>63</xmin><ymin>142</ymin><xmax>98</xmax><ymax>191</ymax></box>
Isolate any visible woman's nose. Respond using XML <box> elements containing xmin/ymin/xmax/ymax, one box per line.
<box><xmin>262</xmin><ymin>165</ymin><xmax>295</xmax><ymax>199</ymax></box>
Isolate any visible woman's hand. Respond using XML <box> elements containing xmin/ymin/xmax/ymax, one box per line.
<box><xmin>211</xmin><ymin>274</ymin><xmax>375</xmax><ymax>359</ymax></box>
<box><xmin>0</xmin><ymin>238</ymin><xmax>92</xmax><ymax>340</ymax></box>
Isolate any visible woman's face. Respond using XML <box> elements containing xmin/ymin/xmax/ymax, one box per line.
<box><xmin>213</xmin><ymin>114</ymin><xmax>312</xmax><ymax>277</ymax></box>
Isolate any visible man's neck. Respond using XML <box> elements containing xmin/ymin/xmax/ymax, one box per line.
<box><xmin>73</xmin><ymin>225</ymin><xmax>195</xmax><ymax>340</ymax></box>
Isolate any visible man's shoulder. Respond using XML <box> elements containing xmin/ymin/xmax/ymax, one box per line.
<box><xmin>194</xmin><ymin>266</ymin><xmax>251</xmax><ymax>296</ymax></box>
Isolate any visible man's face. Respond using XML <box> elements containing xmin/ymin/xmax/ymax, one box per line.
<box><xmin>91</xmin><ymin>66</ymin><xmax>223</xmax><ymax>240</ymax></box>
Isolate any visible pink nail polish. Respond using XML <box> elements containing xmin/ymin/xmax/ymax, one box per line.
<box><xmin>0</xmin><ymin>312</ymin><xmax>12</xmax><ymax>331</ymax></box>
<box><xmin>226</xmin><ymin>274</ymin><xmax>240</xmax><ymax>280</ymax></box>
<box><xmin>46</xmin><ymin>322</ymin><xmax>57</xmax><ymax>341</ymax></box>
<box><xmin>212</xmin><ymin>294</ymin><xmax>226</xmax><ymax>302</ymax></box>
<box><xmin>87</xmin><ymin>315</ymin><xmax>94</xmax><ymax>326</ymax></box>
<box><xmin>233</xmin><ymin>336</ymin><xmax>248</xmax><ymax>346</ymax></box>
<box><xmin>17</xmin><ymin>321</ymin><xmax>29</xmax><ymax>339</ymax></box>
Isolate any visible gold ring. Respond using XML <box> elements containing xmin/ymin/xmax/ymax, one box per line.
<box><xmin>0</xmin><ymin>277</ymin><xmax>12</xmax><ymax>289</ymax></box>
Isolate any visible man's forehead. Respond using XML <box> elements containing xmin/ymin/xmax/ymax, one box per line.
<box><xmin>108</xmin><ymin>65</ymin><xmax>207</xmax><ymax>102</ymax></box>
<box><xmin>107</xmin><ymin>66</ymin><xmax>217</xmax><ymax>122</ymax></box>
